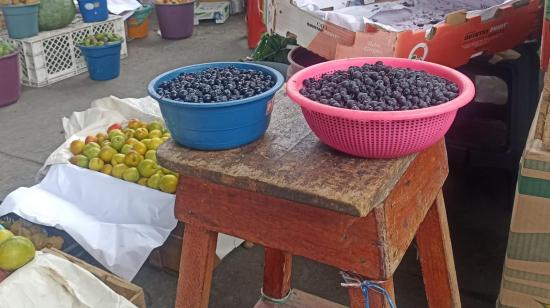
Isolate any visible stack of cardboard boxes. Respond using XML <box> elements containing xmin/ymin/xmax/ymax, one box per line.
<box><xmin>497</xmin><ymin>17</ymin><xmax>550</xmax><ymax>304</ymax></box>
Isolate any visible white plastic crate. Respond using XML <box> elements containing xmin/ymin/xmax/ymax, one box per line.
<box><xmin>0</xmin><ymin>15</ymin><xmax>127</xmax><ymax>87</ymax></box>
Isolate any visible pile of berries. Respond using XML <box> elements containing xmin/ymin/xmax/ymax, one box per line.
<box><xmin>300</xmin><ymin>61</ymin><xmax>459</xmax><ymax>111</ymax></box>
<box><xmin>156</xmin><ymin>66</ymin><xmax>276</xmax><ymax>103</ymax></box>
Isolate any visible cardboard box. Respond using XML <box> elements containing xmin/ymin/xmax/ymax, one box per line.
<box><xmin>498</xmin><ymin>66</ymin><xmax>550</xmax><ymax>308</ymax></box>
<box><xmin>43</xmin><ymin>248</ymin><xmax>146</xmax><ymax>308</ymax></box>
<box><xmin>268</xmin><ymin>0</ymin><xmax>542</xmax><ymax>68</ymax></box>
<box><xmin>194</xmin><ymin>1</ymin><xmax>230</xmax><ymax>25</ymax></box>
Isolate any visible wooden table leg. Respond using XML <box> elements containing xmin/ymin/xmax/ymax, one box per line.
<box><xmin>416</xmin><ymin>191</ymin><xmax>461</xmax><ymax>308</ymax></box>
<box><xmin>262</xmin><ymin>248</ymin><xmax>292</xmax><ymax>300</ymax></box>
<box><xmin>175</xmin><ymin>224</ymin><xmax>218</xmax><ymax>308</ymax></box>
<box><xmin>348</xmin><ymin>279</ymin><xmax>395</xmax><ymax>308</ymax></box>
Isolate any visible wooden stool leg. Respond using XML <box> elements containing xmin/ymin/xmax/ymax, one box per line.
<box><xmin>175</xmin><ymin>224</ymin><xmax>218</xmax><ymax>308</ymax></box>
<box><xmin>348</xmin><ymin>279</ymin><xmax>395</xmax><ymax>308</ymax></box>
<box><xmin>263</xmin><ymin>248</ymin><xmax>292</xmax><ymax>300</ymax></box>
<box><xmin>416</xmin><ymin>191</ymin><xmax>461</xmax><ymax>308</ymax></box>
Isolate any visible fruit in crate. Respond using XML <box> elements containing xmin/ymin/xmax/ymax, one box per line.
<box><xmin>80</xmin><ymin>33</ymin><xmax>123</xmax><ymax>47</ymax></box>
<box><xmin>68</xmin><ymin>120</ymin><xmax>179</xmax><ymax>193</ymax></box>
<box><xmin>0</xmin><ymin>41</ymin><xmax>16</xmax><ymax>58</ymax></box>
<box><xmin>1</xmin><ymin>0</ymin><xmax>39</xmax><ymax>5</ymax></box>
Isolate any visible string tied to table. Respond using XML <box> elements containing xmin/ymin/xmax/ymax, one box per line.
<box><xmin>340</xmin><ymin>271</ymin><xmax>396</xmax><ymax>308</ymax></box>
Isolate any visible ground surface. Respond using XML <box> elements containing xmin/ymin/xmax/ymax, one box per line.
<box><xmin>0</xmin><ymin>16</ymin><xmax>513</xmax><ymax>307</ymax></box>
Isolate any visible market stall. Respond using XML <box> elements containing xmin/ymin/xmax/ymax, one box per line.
<box><xmin>0</xmin><ymin>0</ymin><xmax>546</xmax><ymax>306</ymax></box>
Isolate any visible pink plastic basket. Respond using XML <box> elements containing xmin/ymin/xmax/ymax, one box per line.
<box><xmin>287</xmin><ymin>57</ymin><xmax>475</xmax><ymax>158</ymax></box>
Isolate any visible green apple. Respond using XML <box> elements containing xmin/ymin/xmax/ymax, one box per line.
<box><xmin>88</xmin><ymin>157</ymin><xmax>104</xmax><ymax>171</ymax></box>
<box><xmin>110</xmin><ymin>135</ymin><xmax>126</xmax><ymax>151</ymax></box>
<box><xmin>147</xmin><ymin>173</ymin><xmax>162</xmax><ymax>189</ymax></box>
<box><xmin>122</xmin><ymin>167</ymin><xmax>140</xmax><ymax>182</ymax></box>
<box><xmin>137</xmin><ymin>177</ymin><xmax>148</xmax><ymax>186</ymax></box>
<box><xmin>147</xmin><ymin>121</ymin><xmax>164</xmax><ymax>132</ymax></box>
<box><xmin>127</xmin><ymin>118</ymin><xmax>142</xmax><ymax>130</ymax></box>
<box><xmin>82</xmin><ymin>144</ymin><xmax>100</xmax><ymax>159</ymax></box>
<box><xmin>70</xmin><ymin>140</ymin><xmax>85</xmax><ymax>155</ymax></box>
<box><xmin>148</xmin><ymin>137</ymin><xmax>163</xmax><ymax>150</ymax></box>
<box><xmin>123</xmin><ymin>128</ymin><xmax>135</xmax><ymax>139</ymax></box>
<box><xmin>137</xmin><ymin>159</ymin><xmax>157</xmax><ymax>177</ymax></box>
<box><xmin>96</xmin><ymin>133</ymin><xmax>108</xmax><ymax>144</ymax></box>
<box><xmin>101</xmin><ymin>164</ymin><xmax>113</xmax><ymax>175</ymax></box>
<box><xmin>121</xmin><ymin>144</ymin><xmax>134</xmax><ymax>155</ymax></box>
<box><xmin>126</xmin><ymin>137</ymin><xmax>139</xmax><ymax>146</ymax></box>
<box><xmin>112</xmin><ymin>164</ymin><xmax>129</xmax><ymax>179</ymax></box>
<box><xmin>87</xmin><ymin>142</ymin><xmax>100</xmax><ymax>149</ymax></box>
<box><xmin>159</xmin><ymin>174</ymin><xmax>178</xmax><ymax>193</ymax></box>
<box><xmin>134</xmin><ymin>128</ymin><xmax>149</xmax><ymax>140</ymax></box>
<box><xmin>99</xmin><ymin>146</ymin><xmax>117</xmax><ymax>162</ymax></box>
<box><xmin>108</xmin><ymin>129</ymin><xmax>124</xmax><ymax>141</ymax></box>
<box><xmin>70</xmin><ymin>155</ymin><xmax>89</xmax><ymax>168</ymax></box>
<box><xmin>145</xmin><ymin>150</ymin><xmax>157</xmax><ymax>162</ymax></box>
<box><xmin>148</xmin><ymin>129</ymin><xmax>163</xmax><ymax>139</ymax></box>
<box><xmin>111</xmin><ymin>153</ymin><xmax>125</xmax><ymax>166</ymax></box>
<box><xmin>141</xmin><ymin>138</ymin><xmax>152</xmax><ymax>150</ymax></box>
<box><xmin>124</xmin><ymin>151</ymin><xmax>143</xmax><ymax>167</ymax></box>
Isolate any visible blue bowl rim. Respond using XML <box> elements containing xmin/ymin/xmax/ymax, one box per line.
<box><xmin>147</xmin><ymin>61</ymin><xmax>285</xmax><ymax>108</ymax></box>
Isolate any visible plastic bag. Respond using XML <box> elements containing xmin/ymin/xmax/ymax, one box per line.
<box><xmin>127</xmin><ymin>4</ymin><xmax>152</xmax><ymax>27</ymax></box>
<box><xmin>38</xmin><ymin>0</ymin><xmax>76</xmax><ymax>31</ymax></box>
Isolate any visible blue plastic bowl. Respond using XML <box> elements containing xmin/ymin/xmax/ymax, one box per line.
<box><xmin>79</xmin><ymin>42</ymin><xmax>122</xmax><ymax>81</ymax></box>
<box><xmin>148</xmin><ymin>62</ymin><xmax>284</xmax><ymax>150</ymax></box>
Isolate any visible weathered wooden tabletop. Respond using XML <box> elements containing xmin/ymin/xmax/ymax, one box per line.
<box><xmin>158</xmin><ymin>91</ymin><xmax>415</xmax><ymax>217</ymax></box>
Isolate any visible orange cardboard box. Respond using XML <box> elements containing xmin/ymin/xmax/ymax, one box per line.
<box><xmin>268</xmin><ymin>0</ymin><xmax>542</xmax><ymax>68</ymax></box>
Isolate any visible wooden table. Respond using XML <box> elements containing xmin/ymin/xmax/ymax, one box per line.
<box><xmin>158</xmin><ymin>92</ymin><xmax>460</xmax><ymax>308</ymax></box>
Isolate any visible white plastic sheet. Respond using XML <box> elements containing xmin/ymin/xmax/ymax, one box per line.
<box><xmin>0</xmin><ymin>164</ymin><xmax>177</xmax><ymax>280</ymax></box>
<box><xmin>295</xmin><ymin>0</ymin><xmax>521</xmax><ymax>32</ymax></box>
<box><xmin>107</xmin><ymin>0</ymin><xmax>142</xmax><ymax>15</ymax></box>
<box><xmin>0</xmin><ymin>252</ymin><xmax>136</xmax><ymax>308</ymax></box>
<box><xmin>0</xmin><ymin>96</ymin><xmax>244</xmax><ymax>280</ymax></box>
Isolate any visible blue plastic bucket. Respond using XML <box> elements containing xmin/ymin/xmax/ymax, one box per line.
<box><xmin>78</xmin><ymin>0</ymin><xmax>108</xmax><ymax>22</ymax></box>
<box><xmin>79</xmin><ymin>42</ymin><xmax>121</xmax><ymax>81</ymax></box>
<box><xmin>2</xmin><ymin>4</ymin><xmax>39</xmax><ymax>39</ymax></box>
<box><xmin>148</xmin><ymin>62</ymin><xmax>284</xmax><ymax>150</ymax></box>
